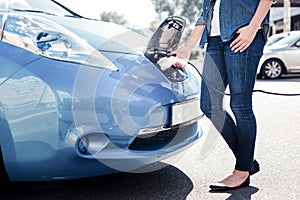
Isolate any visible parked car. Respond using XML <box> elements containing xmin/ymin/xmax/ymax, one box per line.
<box><xmin>257</xmin><ymin>31</ymin><xmax>300</xmax><ymax>79</ymax></box>
<box><xmin>0</xmin><ymin>0</ymin><xmax>203</xmax><ymax>181</ymax></box>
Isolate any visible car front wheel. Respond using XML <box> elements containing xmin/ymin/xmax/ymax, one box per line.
<box><xmin>261</xmin><ymin>59</ymin><xmax>285</xmax><ymax>79</ymax></box>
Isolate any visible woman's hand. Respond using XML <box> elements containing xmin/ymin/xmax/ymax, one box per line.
<box><xmin>230</xmin><ymin>0</ymin><xmax>273</xmax><ymax>53</ymax></box>
<box><xmin>230</xmin><ymin>25</ymin><xmax>258</xmax><ymax>53</ymax></box>
<box><xmin>167</xmin><ymin>25</ymin><xmax>204</xmax><ymax>67</ymax></box>
<box><xmin>168</xmin><ymin>45</ymin><xmax>192</xmax><ymax>67</ymax></box>
<box><xmin>169</xmin><ymin>45</ymin><xmax>192</xmax><ymax>59</ymax></box>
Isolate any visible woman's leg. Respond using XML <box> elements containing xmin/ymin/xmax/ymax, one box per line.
<box><xmin>223</xmin><ymin>31</ymin><xmax>265</xmax><ymax>171</ymax></box>
<box><xmin>200</xmin><ymin>36</ymin><xmax>239</xmax><ymax>158</ymax></box>
<box><xmin>203</xmin><ymin>32</ymin><xmax>265</xmax><ymax>189</ymax></box>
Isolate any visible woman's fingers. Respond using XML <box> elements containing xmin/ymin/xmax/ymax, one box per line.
<box><xmin>230</xmin><ymin>26</ymin><xmax>257</xmax><ymax>52</ymax></box>
<box><xmin>174</xmin><ymin>62</ymin><xmax>184</xmax><ymax>67</ymax></box>
<box><xmin>231</xmin><ymin>38</ymin><xmax>250</xmax><ymax>52</ymax></box>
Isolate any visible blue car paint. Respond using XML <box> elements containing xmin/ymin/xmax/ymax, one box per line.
<box><xmin>37</xmin><ymin>14</ymin><xmax>147</xmax><ymax>53</ymax></box>
<box><xmin>0</xmin><ymin>11</ymin><xmax>203</xmax><ymax>181</ymax></box>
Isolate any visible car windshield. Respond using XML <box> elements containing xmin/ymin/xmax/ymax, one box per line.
<box><xmin>274</xmin><ymin>34</ymin><xmax>300</xmax><ymax>47</ymax></box>
<box><xmin>0</xmin><ymin>0</ymin><xmax>73</xmax><ymax>16</ymax></box>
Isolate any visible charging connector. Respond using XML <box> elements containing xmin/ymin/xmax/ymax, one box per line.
<box><xmin>157</xmin><ymin>56</ymin><xmax>188</xmax><ymax>71</ymax></box>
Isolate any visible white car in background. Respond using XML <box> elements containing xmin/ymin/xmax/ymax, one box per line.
<box><xmin>257</xmin><ymin>31</ymin><xmax>300</xmax><ymax>79</ymax></box>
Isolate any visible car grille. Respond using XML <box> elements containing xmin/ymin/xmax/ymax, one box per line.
<box><xmin>128</xmin><ymin>123</ymin><xmax>195</xmax><ymax>151</ymax></box>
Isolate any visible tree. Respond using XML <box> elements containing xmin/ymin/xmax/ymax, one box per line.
<box><xmin>151</xmin><ymin>0</ymin><xmax>202</xmax><ymax>25</ymax></box>
<box><xmin>100</xmin><ymin>11</ymin><xmax>128</xmax><ymax>25</ymax></box>
<box><xmin>181</xmin><ymin>0</ymin><xmax>203</xmax><ymax>24</ymax></box>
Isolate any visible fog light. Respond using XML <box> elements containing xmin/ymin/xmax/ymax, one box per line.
<box><xmin>76</xmin><ymin>133</ymin><xmax>109</xmax><ymax>156</ymax></box>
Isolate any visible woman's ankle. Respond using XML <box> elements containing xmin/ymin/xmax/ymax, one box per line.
<box><xmin>233</xmin><ymin>169</ymin><xmax>249</xmax><ymax>179</ymax></box>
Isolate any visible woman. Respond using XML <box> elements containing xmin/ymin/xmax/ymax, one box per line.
<box><xmin>170</xmin><ymin>0</ymin><xmax>274</xmax><ymax>191</ymax></box>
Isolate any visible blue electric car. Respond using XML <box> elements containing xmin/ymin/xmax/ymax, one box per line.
<box><xmin>0</xmin><ymin>0</ymin><xmax>203</xmax><ymax>181</ymax></box>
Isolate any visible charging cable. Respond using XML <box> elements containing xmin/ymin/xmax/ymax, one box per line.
<box><xmin>187</xmin><ymin>61</ymin><xmax>300</xmax><ymax>97</ymax></box>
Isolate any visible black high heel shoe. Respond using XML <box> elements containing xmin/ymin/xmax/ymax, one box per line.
<box><xmin>209</xmin><ymin>176</ymin><xmax>250</xmax><ymax>192</ymax></box>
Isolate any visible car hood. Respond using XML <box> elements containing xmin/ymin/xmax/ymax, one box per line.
<box><xmin>263</xmin><ymin>43</ymin><xmax>289</xmax><ymax>53</ymax></box>
<box><xmin>265</xmin><ymin>43</ymin><xmax>289</xmax><ymax>50</ymax></box>
<box><xmin>37</xmin><ymin>14</ymin><xmax>186</xmax><ymax>57</ymax></box>
<box><xmin>37</xmin><ymin>14</ymin><xmax>150</xmax><ymax>54</ymax></box>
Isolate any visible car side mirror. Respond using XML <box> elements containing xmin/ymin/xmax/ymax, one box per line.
<box><xmin>295</xmin><ymin>41</ymin><xmax>300</xmax><ymax>48</ymax></box>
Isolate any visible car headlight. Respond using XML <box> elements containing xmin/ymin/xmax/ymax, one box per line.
<box><xmin>1</xmin><ymin>12</ymin><xmax>118</xmax><ymax>71</ymax></box>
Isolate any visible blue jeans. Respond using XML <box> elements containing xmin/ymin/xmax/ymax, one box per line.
<box><xmin>200</xmin><ymin>31</ymin><xmax>265</xmax><ymax>171</ymax></box>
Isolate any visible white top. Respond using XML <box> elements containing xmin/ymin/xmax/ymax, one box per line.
<box><xmin>210</xmin><ymin>0</ymin><xmax>221</xmax><ymax>36</ymax></box>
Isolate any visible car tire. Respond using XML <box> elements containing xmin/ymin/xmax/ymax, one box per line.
<box><xmin>261</xmin><ymin>59</ymin><xmax>285</xmax><ymax>79</ymax></box>
<box><xmin>256</xmin><ymin>73</ymin><xmax>262</xmax><ymax>79</ymax></box>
